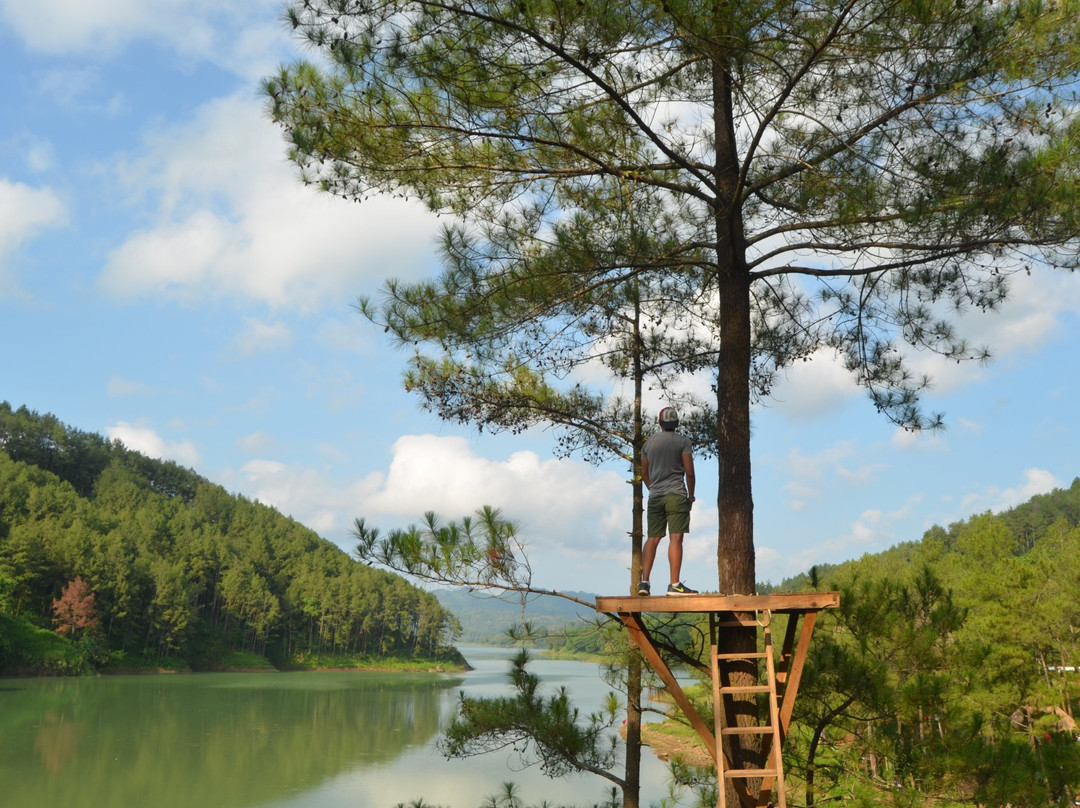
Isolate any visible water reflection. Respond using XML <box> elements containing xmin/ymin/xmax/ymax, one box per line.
<box><xmin>2</xmin><ymin>671</ymin><xmax>461</xmax><ymax>808</ymax></box>
<box><xmin>1</xmin><ymin>647</ymin><xmax>677</xmax><ymax>808</ymax></box>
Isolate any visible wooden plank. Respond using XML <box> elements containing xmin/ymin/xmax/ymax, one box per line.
<box><xmin>724</xmin><ymin>768</ymin><xmax>781</xmax><ymax>779</ymax></box>
<box><xmin>595</xmin><ymin>592</ymin><xmax>839</xmax><ymax>614</ymax></box>
<box><xmin>716</xmin><ymin>652</ymin><xmax>767</xmax><ymax>661</ymax></box>
<box><xmin>718</xmin><ymin>685</ymin><xmax>771</xmax><ymax>694</ymax></box>
<box><xmin>721</xmin><ymin>726</ymin><xmax>773</xmax><ymax>735</ymax></box>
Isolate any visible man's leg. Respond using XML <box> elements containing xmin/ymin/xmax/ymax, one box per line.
<box><xmin>666</xmin><ymin>494</ymin><xmax>692</xmax><ymax>587</ymax></box>
<box><xmin>642</xmin><ymin>535</ymin><xmax>662</xmax><ymax>582</ymax></box>
<box><xmin>643</xmin><ymin>497</ymin><xmax>667</xmax><ymax>585</ymax></box>
<box><xmin>667</xmin><ymin>533</ymin><xmax>684</xmax><ymax>584</ymax></box>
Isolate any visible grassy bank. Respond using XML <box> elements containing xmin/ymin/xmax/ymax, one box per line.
<box><xmin>283</xmin><ymin>649</ymin><xmax>470</xmax><ymax>672</ymax></box>
<box><xmin>0</xmin><ymin>612</ymin><xmax>90</xmax><ymax>676</ymax></box>
<box><xmin>1</xmin><ymin>612</ymin><xmax>470</xmax><ymax>676</ymax></box>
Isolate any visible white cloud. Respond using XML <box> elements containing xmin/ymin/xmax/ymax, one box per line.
<box><xmin>760</xmin><ymin>493</ymin><xmax>923</xmax><ymax>581</ymax></box>
<box><xmin>776</xmin><ymin>441</ymin><xmax>885</xmax><ymax>508</ymax></box>
<box><xmin>783</xmin><ymin>442</ymin><xmax>855</xmax><ymax>482</ymax></box>
<box><xmin>365</xmin><ymin>435</ymin><xmax>626</xmax><ymax>536</ymax></box>
<box><xmin>0</xmin><ymin>179</ymin><xmax>69</xmax><ymax>296</ymax></box>
<box><xmin>25</xmin><ymin>143</ymin><xmax>57</xmax><ymax>173</ymax></box>
<box><xmin>957</xmin><ymin>417</ymin><xmax>981</xmax><ymax>435</ymax></box>
<box><xmin>762</xmin><ymin>268</ymin><xmax>1080</xmax><ymax>423</ymax></box>
<box><xmin>106</xmin><ymin>377</ymin><xmax>155</xmax><ymax>396</ymax></box>
<box><xmin>958</xmin><ymin>468</ymin><xmax>1063</xmax><ymax>515</ymax></box>
<box><xmin>882</xmin><ymin>269</ymin><xmax>1080</xmax><ymax>397</ymax></box>
<box><xmin>890</xmin><ymin>426</ymin><xmax>946</xmax><ymax>451</ymax></box>
<box><xmin>0</xmin><ymin>0</ymin><xmax>287</xmax><ymax>78</ymax></box>
<box><xmin>234</xmin><ymin>458</ymin><xmax>353</xmax><ymax>536</ymax></box>
<box><xmin>105</xmin><ymin>420</ymin><xmax>201</xmax><ymax>468</ymax></box>
<box><xmin>225</xmin><ymin>434</ymin><xmax>632</xmax><ymax>586</ymax></box>
<box><xmin>236</xmin><ymin>431</ymin><xmax>273</xmax><ymax>455</ymax></box>
<box><xmin>316</xmin><ymin>316</ymin><xmax>378</xmax><ymax>356</ymax></box>
<box><xmin>765</xmin><ymin>350</ymin><xmax>860</xmax><ymax>421</ymax></box>
<box><xmin>32</xmin><ymin>66</ymin><xmax>119</xmax><ymax>116</ymax></box>
<box><xmin>99</xmin><ymin>94</ymin><xmax>441</xmax><ymax>312</ymax></box>
<box><xmin>966</xmin><ymin>270</ymin><xmax>1080</xmax><ymax>355</ymax></box>
<box><xmin>232</xmin><ymin>318</ymin><xmax>293</xmax><ymax>357</ymax></box>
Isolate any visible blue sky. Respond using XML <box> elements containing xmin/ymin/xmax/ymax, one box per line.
<box><xmin>1</xmin><ymin>1</ymin><xmax>1078</xmax><ymax>596</ymax></box>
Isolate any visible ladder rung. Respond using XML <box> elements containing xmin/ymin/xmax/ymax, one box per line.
<box><xmin>721</xmin><ymin>725</ymin><xmax>773</xmax><ymax>735</ymax></box>
<box><xmin>719</xmin><ymin>685</ymin><xmax>770</xmax><ymax>694</ymax></box>
<box><xmin>724</xmin><ymin>768</ymin><xmax>781</xmax><ymax>779</ymax></box>
<box><xmin>715</xmin><ymin>651</ymin><xmax>767</xmax><ymax>660</ymax></box>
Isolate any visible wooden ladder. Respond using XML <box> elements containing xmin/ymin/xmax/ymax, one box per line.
<box><xmin>711</xmin><ymin>609</ymin><xmax>786</xmax><ymax>808</ymax></box>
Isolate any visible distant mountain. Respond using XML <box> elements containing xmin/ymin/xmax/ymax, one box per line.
<box><xmin>434</xmin><ymin>587</ymin><xmax>600</xmax><ymax>644</ymax></box>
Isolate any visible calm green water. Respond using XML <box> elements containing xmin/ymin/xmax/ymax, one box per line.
<box><xmin>0</xmin><ymin>646</ymin><xmax>676</xmax><ymax>808</ymax></box>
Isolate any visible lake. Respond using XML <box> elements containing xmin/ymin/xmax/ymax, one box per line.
<box><xmin>0</xmin><ymin>645</ymin><xmax>682</xmax><ymax>808</ymax></box>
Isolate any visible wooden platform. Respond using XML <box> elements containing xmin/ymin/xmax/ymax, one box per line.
<box><xmin>595</xmin><ymin>591</ymin><xmax>840</xmax><ymax>808</ymax></box>
<box><xmin>595</xmin><ymin>592</ymin><xmax>839</xmax><ymax>615</ymax></box>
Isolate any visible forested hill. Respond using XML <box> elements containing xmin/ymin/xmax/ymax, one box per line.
<box><xmin>0</xmin><ymin>402</ymin><xmax>462</xmax><ymax>675</ymax></box>
<box><xmin>769</xmin><ymin>476</ymin><xmax>1080</xmax><ymax>593</ymax></box>
<box><xmin>749</xmin><ymin>479</ymin><xmax>1080</xmax><ymax>805</ymax></box>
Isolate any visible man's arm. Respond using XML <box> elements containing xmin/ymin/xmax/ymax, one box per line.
<box><xmin>682</xmin><ymin>453</ymin><xmax>695</xmax><ymax>503</ymax></box>
<box><xmin>641</xmin><ymin>456</ymin><xmax>651</xmax><ymax>490</ymax></box>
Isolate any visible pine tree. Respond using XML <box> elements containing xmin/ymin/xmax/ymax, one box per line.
<box><xmin>52</xmin><ymin>576</ymin><xmax>97</xmax><ymax>638</ymax></box>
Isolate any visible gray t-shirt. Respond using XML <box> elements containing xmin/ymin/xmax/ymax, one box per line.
<box><xmin>643</xmin><ymin>430</ymin><xmax>692</xmax><ymax>497</ymax></box>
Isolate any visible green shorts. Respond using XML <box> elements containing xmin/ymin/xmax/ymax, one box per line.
<box><xmin>647</xmin><ymin>493</ymin><xmax>691</xmax><ymax>538</ymax></box>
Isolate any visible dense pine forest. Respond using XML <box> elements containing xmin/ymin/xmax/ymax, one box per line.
<box><xmin>0</xmin><ymin>403</ymin><xmax>463</xmax><ymax>675</ymax></box>
<box><xmin>753</xmin><ymin>479</ymin><xmax>1080</xmax><ymax>805</ymax></box>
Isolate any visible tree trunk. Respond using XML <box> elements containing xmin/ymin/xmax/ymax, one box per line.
<box><xmin>715</xmin><ymin>271</ymin><xmax>754</xmax><ymax>597</ymax></box>
<box><xmin>712</xmin><ymin>85</ymin><xmax>754</xmax><ymax>600</ymax></box>
<box><xmin>624</xmin><ymin>652</ymin><xmax>643</xmax><ymax>808</ymax></box>
<box><xmin>624</xmin><ymin>300</ymin><xmax>645</xmax><ymax>808</ymax></box>
<box><xmin>711</xmin><ymin>24</ymin><xmax>757</xmax><ymax>806</ymax></box>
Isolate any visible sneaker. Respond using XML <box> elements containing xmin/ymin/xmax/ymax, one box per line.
<box><xmin>637</xmin><ymin>581</ymin><xmax>651</xmax><ymax>596</ymax></box>
<box><xmin>666</xmin><ymin>582</ymin><xmax>698</xmax><ymax>596</ymax></box>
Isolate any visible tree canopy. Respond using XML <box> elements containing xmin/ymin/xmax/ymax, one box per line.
<box><xmin>266</xmin><ymin>0</ymin><xmax>1080</xmax><ymax>599</ymax></box>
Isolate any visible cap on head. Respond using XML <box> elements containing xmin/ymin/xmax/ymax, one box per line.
<box><xmin>658</xmin><ymin>407</ymin><xmax>679</xmax><ymax>430</ymax></box>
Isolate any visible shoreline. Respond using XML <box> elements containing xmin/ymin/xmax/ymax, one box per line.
<box><xmin>624</xmin><ymin>721</ymin><xmax>714</xmax><ymax>770</ymax></box>
<box><xmin>3</xmin><ymin>657</ymin><xmax>473</xmax><ymax>678</ymax></box>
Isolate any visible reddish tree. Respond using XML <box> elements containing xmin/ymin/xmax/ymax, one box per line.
<box><xmin>52</xmin><ymin>576</ymin><xmax>97</xmax><ymax>637</ymax></box>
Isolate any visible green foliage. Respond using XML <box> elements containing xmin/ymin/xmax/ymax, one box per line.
<box><xmin>442</xmin><ymin>649</ymin><xmax>626</xmax><ymax>790</ymax></box>
<box><xmin>218</xmin><ymin>650</ymin><xmax>276</xmax><ymax>669</ymax></box>
<box><xmin>0</xmin><ymin>403</ymin><xmax>463</xmax><ymax>673</ymax></box>
<box><xmin>0</xmin><ymin>612</ymin><xmax>90</xmax><ymax>675</ymax></box>
<box><xmin>777</xmin><ymin>479</ymin><xmax>1080</xmax><ymax>806</ymax></box>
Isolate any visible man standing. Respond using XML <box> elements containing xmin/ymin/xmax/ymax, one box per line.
<box><xmin>639</xmin><ymin>407</ymin><xmax>698</xmax><ymax>596</ymax></box>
